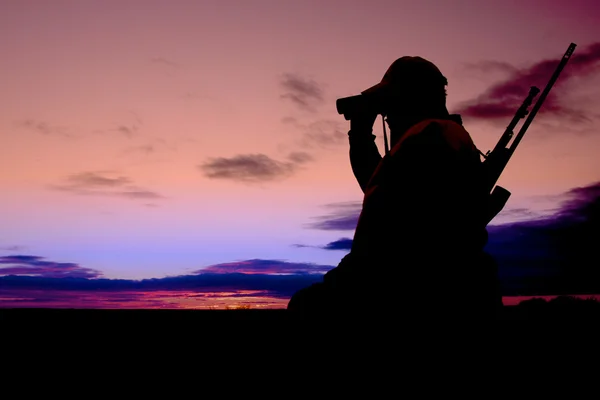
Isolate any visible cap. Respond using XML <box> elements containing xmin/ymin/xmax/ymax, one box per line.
<box><xmin>361</xmin><ymin>56</ymin><xmax>448</xmax><ymax>96</ymax></box>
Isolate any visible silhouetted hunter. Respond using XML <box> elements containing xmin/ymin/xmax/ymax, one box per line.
<box><xmin>288</xmin><ymin>56</ymin><xmax>502</xmax><ymax>318</ymax></box>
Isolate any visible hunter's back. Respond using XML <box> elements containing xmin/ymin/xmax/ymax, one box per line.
<box><xmin>351</xmin><ymin>119</ymin><xmax>489</xmax><ymax>264</ymax></box>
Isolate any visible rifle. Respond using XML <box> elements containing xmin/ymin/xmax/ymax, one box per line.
<box><xmin>481</xmin><ymin>42</ymin><xmax>577</xmax><ymax>225</ymax></box>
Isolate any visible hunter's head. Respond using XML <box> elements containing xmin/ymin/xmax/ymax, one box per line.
<box><xmin>362</xmin><ymin>56</ymin><xmax>449</xmax><ymax>139</ymax></box>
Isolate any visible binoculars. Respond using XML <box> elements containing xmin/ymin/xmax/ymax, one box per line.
<box><xmin>336</xmin><ymin>93</ymin><xmax>386</xmax><ymax>121</ymax></box>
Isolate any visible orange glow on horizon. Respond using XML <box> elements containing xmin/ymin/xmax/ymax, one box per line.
<box><xmin>2</xmin><ymin>289</ymin><xmax>598</xmax><ymax>310</ymax></box>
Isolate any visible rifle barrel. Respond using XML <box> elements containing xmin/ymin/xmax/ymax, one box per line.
<box><xmin>507</xmin><ymin>43</ymin><xmax>577</xmax><ymax>157</ymax></box>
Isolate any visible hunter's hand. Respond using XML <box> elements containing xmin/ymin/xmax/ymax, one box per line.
<box><xmin>350</xmin><ymin>112</ymin><xmax>378</xmax><ymax>133</ymax></box>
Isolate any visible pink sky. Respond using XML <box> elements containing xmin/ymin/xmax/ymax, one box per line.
<box><xmin>1</xmin><ymin>0</ymin><xmax>599</xmax><ymax>308</ymax></box>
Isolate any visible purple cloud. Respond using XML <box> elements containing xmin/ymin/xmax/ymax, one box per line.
<box><xmin>321</xmin><ymin>238</ymin><xmax>353</xmax><ymax>251</ymax></box>
<box><xmin>304</xmin><ymin>201</ymin><xmax>361</xmax><ymax>231</ymax></box>
<box><xmin>486</xmin><ymin>181</ymin><xmax>600</xmax><ymax>295</ymax></box>
<box><xmin>456</xmin><ymin>42</ymin><xmax>600</xmax><ymax>124</ymax></box>
<box><xmin>195</xmin><ymin>259</ymin><xmax>332</xmax><ymax>275</ymax></box>
<box><xmin>0</xmin><ymin>255</ymin><xmax>102</xmax><ymax>279</ymax></box>
<box><xmin>0</xmin><ymin>270</ymin><xmax>324</xmax><ymax>301</ymax></box>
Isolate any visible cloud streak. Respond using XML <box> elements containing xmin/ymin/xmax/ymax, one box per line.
<box><xmin>321</xmin><ymin>238</ymin><xmax>353</xmax><ymax>251</ymax></box>
<box><xmin>304</xmin><ymin>201</ymin><xmax>361</xmax><ymax>231</ymax></box>
<box><xmin>199</xmin><ymin>152</ymin><xmax>312</xmax><ymax>183</ymax></box>
<box><xmin>0</xmin><ymin>272</ymin><xmax>324</xmax><ymax>296</ymax></box>
<box><xmin>293</xmin><ymin>238</ymin><xmax>353</xmax><ymax>251</ymax></box>
<box><xmin>111</xmin><ymin>124</ymin><xmax>139</xmax><ymax>138</ymax></box>
<box><xmin>17</xmin><ymin>119</ymin><xmax>73</xmax><ymax>138</ymax></box>
<box><xmin>196</xmin><ymin>259</ymin><xmax>332</xmax><ymax>275</ymax></box>
<box><xmin>279</xmin><ymin>73</ymin><xmax>324</xmax><ymax>112</ymax></box>
<box><xmin>0</xmin><ymin>255</ymin><xmax>102</xmax><ymax>279</ymax></box>
<box><xmin>455</xmin><ymin>41</ymin><xmax>600</xmax><ymax>124</ymax></box>
<box><xmin>50</xmin><ymin>171</ymin><xmax>165</xmax><ymax>199</ymax></box>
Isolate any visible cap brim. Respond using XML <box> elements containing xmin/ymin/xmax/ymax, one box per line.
<box><xmin>361</xmin><ymin>81</ymin><xmax>389</xmax><ymax>95</ymax></box>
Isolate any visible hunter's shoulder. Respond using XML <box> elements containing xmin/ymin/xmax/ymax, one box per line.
<box><xmin>390</xmin><ymin>116</ymin><xmax>476</xmax><ymax>156</ymax></box>
<box><xmin>424</xmin><ymin>118</ymin><xmax>476</xmax><ymax>152</ymax></box>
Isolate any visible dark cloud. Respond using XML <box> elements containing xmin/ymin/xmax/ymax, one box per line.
<box><xmin>203</xmin><ymin>118</ymin><xmax>342</xmax><ymax>187</ymax></box>
<box><xmin>64</xmin><ymin>171</ymin><xmax>130</xmax><ymax>187</ymax></box>
<box><xmin>477</xmin><ymin>181</ymin><xmax>599</xmax><ymax>295</ymax></box>
<box><xmin>50</xmin><ymin>171</ymin><xmax>165</xmax><ymax>199</ymax></box>
<box><xmin>114</xmin><ymin>189</ymin><xmax>164</xmax><ymax>199</ymax></box>
<box><xmin>293</xmin><ymin>237</ymin><xmax>354</xmax><ymax>251</ymax></box>
<box><xmin>280</xmin><ymin>73</ymin><xmax>324</xmax><ymax>112</ymax></box>
<box><xmin>200</xmin><ymin>153</ymin><xmax>309</xmax><ymax>183</ymax></box>
<box><xmin>556</xmin><ymin>181</ymin><xmax>600</xmax><ymax>220</ymax></box>
<box><xmin>291</xmin><ymin>244</ymin><xmax>311</xmax><ymax>249</ymax></box>
<box><xmin>0</xmin><ymin>255</ymin><xmax>102</xmax><ymax>279</ymax></box>
<box><xmin>196</xmin><ymin>259</ymin><xmax>332</xmax><ymax>275</ymax></box>
<box><xmin>305</xmin><ymin>201</ymin><xmax>361</xmax><ymax>231</ymax></box>
<box><xmin>321</xmin><ymin>238</ymin><xmax>353</xmax><ymax>251</ymax></box>
<box><xmin>0</xmin><ymin>258</ymin><xmax>332</xmax><ymax>308</ymax></box>
<box><xmin>455</xmin><ymin>42</ymin><xmax>600</xmax><ymax>124</ymax></box>
<box><xmin>0</xmin><ymin>271</ymin><xmax>325</xmax><ymax>299</ymax></box>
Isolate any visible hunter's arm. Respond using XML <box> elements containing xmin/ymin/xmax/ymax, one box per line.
<box><xmin>348</xmin><ymin>129</ymin><xmax>382</xmax><ymax>193</ymax></box>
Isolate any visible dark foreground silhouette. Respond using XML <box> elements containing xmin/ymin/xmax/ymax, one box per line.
<box><xmin>3</xmin><ymin>297</ymin><xmax>598</xmax><ymax>364</ymax></box>
<box><xmin>289</xmin><ymin>48</ymin><xmax>577</xmax><ymax>319</ymax></box>
<box><xmin>2</xmin><ymin>296</ymin><xmax>598</xmax><ymax>327</ymax></box>
<box><xmin>289</xmin><ymin>56</ymin><xmax>502</xmax><ymax>317</ymax></box>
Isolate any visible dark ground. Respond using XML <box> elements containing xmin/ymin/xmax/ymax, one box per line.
<box><xmin>2</xmin><ymin>296</ymin><xmax>598</xmax><ymax>331</ymax></box>
<box><xmin>2</xmin><ymin>297</ymin><xmax>599</xmax><ymax>368</ymax></box>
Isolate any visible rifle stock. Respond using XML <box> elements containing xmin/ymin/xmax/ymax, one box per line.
<box><xmin>481</xmin><ymin>43</ymin><xmax>577</xmax><ymax>225</ymax></box>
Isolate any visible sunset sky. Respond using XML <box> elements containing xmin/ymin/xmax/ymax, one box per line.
<box><xmin>1</xmin><ymin>0</ymin><xmax>599</xmax><ymax>309</ymax></box>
